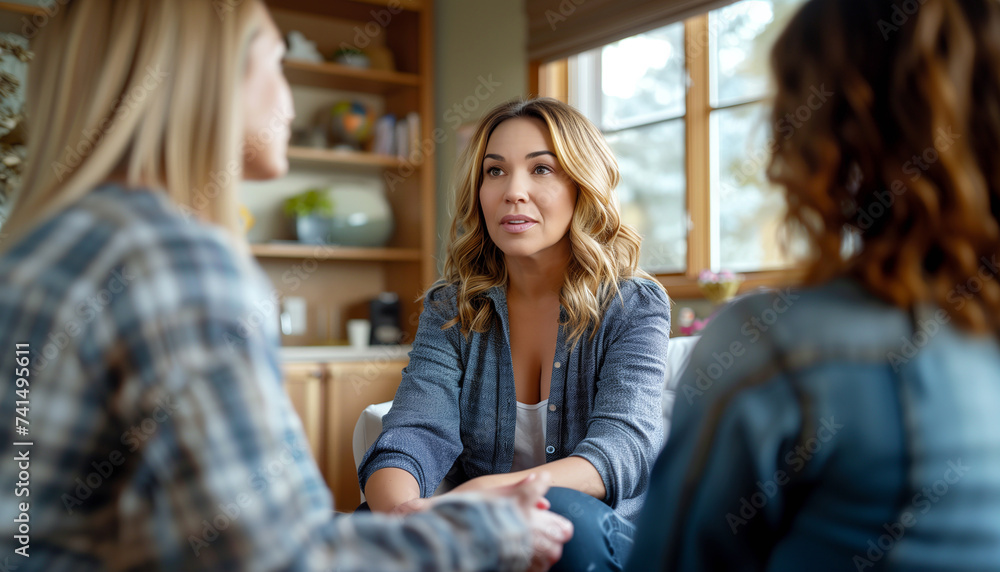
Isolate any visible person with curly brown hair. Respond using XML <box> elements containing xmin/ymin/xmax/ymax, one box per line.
<box><xmin>627</xmin><ymin>0</ymin><xmax>1000</xmax><ymax>570</ymax></box>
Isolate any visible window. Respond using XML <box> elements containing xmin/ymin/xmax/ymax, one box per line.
<box><xmin>560</xmin><ymin>0</ymin><xmax>807</xmax><ymax>291</ymax></box>
<box><xmin>571</xmin><ymin>24</ymin><xmax>688</xmax><ymax>273</ymax></box>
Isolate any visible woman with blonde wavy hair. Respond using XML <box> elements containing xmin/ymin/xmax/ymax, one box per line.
<box><xmin>360</xmin><ymin>97</ymin><xmax>672</xmax><ymax>572</ymax></box>
<box><xmin>628</xmin><ymin>0</ymin><xmax>1000</xmax><ymax>570</ymax></box>
<box><xmin>0</xmin><ymin>2</ymin><xmax>571</xmax><ymax>570</ymax></box>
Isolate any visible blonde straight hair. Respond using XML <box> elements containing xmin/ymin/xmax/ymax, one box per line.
<box><xmin>442</xmin><ymin>97</ymin><xmax>663</xmax><ymax>345</ymax></box>
<box><xmin>1</xmin><ymin>0</ymin><xmax>261</xmax><ymax>248</ymax></box>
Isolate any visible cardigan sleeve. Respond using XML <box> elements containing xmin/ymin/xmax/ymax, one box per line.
<box><xmin>570</xmin><ymin>279</ymin><xmax>672</xmax><ymax>509</ymax></box>
<box><xmin>357</xmin><ymin>284</ymin><xmax>466</xmax><ymax>497</ymax></box>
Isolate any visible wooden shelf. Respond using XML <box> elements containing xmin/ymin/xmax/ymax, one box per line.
<box><xmin>348</xmin><ymin>0</ymin><xmax>424</xmax><ymax>11</ymax></box>
<box><xmin>251</xmin><ymin>242</ymin><xmax>421</xmax><ymax>262</ymax></box>
<box><xmin>266</xmin><ymin>0</ymin><xmax>423</xmax><ymax>20</ymax></box>
<box><xmin>283</xmin><ymin>59</ymin><xmax>420</xmax><ymax>94</ymax></box>
<box><xmin>287</xmin><ymin>146</ymin><xmax>413</xmax><ymax>169</ymax></box>
<box><xmin>0</xmin><ymin>1</ymin><xmax>45</xmax><ymax>15</ymax></box>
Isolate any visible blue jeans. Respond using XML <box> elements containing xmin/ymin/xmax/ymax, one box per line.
<box><xmin>356</xmin><ymin>487</ymin><xmax>635</xmax><ymax>571</ymax></box>
<box><xmin>546</xmin><ymin>487</ymin><xmax>635</xmax><ymax>572</ymax></box>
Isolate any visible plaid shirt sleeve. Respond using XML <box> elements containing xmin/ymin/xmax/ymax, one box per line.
<box><xmin>115</xmin><ymin>225</ymin><xmax>536</xmax><ymax>571</ymax></box>
<box><xmin>0</xmin><ymin>188</ymin><xmax>534</xmax><ymax>571</ymax></box>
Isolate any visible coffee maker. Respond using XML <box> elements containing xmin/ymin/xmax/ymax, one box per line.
<box><xmin>369</xmin><ymin>292</ymin><xmax>402</xmax><ymax>345</ymax></box>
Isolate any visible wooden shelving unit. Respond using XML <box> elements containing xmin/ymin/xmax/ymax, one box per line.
<box><xmin>252</xmin><ymin>0</ymin><xmax>436</xmax><ymax>513</ymax></box>
<box><xmin>251</xmin><ymin>0</ymin><xmax>435</xmax><ymax>338</ymax></box>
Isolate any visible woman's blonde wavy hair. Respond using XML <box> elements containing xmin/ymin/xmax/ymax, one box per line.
<box><xmin>0</xmin><ymin>0</ymin><xmax>261</xmax><ymax>249</ymax></box>
<box><xmin>440</xmin><ymin>97</ymin><xmax>661</xmax><ymax>345</ymax></box>
<box><xmin>769</xmin><ymin>0</ymin><xmax>1000</xmax><ymax>334</ymax></box>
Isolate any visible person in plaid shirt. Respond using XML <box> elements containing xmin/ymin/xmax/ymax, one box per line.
<box><xmin>0</xmin><ymin>1</ymin><xmax>571</xmax><ymax>570</ymax></box>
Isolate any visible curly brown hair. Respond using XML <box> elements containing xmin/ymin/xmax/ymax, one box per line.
<box><xmin>769</xmin><ymin>0</ymin><xmax>1000</xmax><ymax>333</ymax></box>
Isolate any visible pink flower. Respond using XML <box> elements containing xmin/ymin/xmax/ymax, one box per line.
<box><xmin>697</xmin><ymin>268</ymin><xmax>744</xmax><ymax>285</ymax></box>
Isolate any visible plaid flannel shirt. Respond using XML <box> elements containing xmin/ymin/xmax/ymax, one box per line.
<box><xmin>0</xmin><ymin>184</ymin><xmax>532</xmax><ymax>571</ymax></box>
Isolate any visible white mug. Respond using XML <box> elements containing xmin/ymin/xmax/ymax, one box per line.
<box><xmin>280</xmin><ymin>296</ymin><xmax>307</xmax><ymax>336</ymax></box>
<box><xmin>347</xmin><ymin>319</ymin><xmax>371</xmax><ymax>349</ymax></box>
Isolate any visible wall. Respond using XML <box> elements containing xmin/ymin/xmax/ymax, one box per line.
<box><xmin>433</xmin><ymin>0</ymin><xmax>528</xmax><ymax>268</ymax></box>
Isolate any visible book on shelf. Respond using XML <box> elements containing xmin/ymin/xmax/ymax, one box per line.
<box><xmin>372</xmin><ymin>114</ymin><xmax>396</xmax><ymax>156</ymax></box>
<box><xmin>394</xmin><ymin>120</ymin><xmax>409</xmax><ymax>159</ymax></box>
<box><xmin>406</xmin><ymin>112</ymin><xmax>420</xmax><ymax>161</ymax></box>
<box><xmin>389</xmin><ymin>112</ymin><xmax>421</xmax><ymax>161</ymax></box>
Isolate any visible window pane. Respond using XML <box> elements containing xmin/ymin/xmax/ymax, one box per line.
<box><xmin>712</xmin><ymin>103</ymin><xmax>797</xmax><ymax>271</ymax></box>
<box><xmin>710</xmin><ymin>0</ymin><xmax>804</xmax><ymax>107</ymax></box>
<box><xmin>600</xmin><ymin>23</ymin><xmax>685</xmax><ymax>129</ymax></box>
<box><xmin>606</xmin><ymin>119</ymin><xmax>686</xmax><ymax>273</ymax></box>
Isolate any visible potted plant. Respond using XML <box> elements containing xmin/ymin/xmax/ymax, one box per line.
<box><xmin>331</xmin><ymin>47</ymin><xmax>369</xmax><ymax>68</ymax></box>
<box><xmin>284</xmin><ymin>189</ymin><xmax>334</xmax><ymax>244</ymax></box>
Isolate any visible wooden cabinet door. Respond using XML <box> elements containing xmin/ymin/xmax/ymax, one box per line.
<box><xmin>325</xmin><ymin>358</ymin><xmax>408</xmax><ymax>512</ymax></box>
<box><xmin>283</xmin><ymin>362</ymin><xmax>327</xmax><ymax>469</ymax></box>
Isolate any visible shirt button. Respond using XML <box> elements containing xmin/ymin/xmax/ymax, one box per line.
<box><xmin>554</xmin><ymin>362</ymin><xmax>561</xmax><ymax>368</ymax></box>
<box><xmin>545</xmin><ymin>445</ymin><xmax>555</xmax><ymax>454</ymax></box>
<box><xmin>548</xmin><ymin>404</ymin><xmax>556</xmax><ymax>412</ymax></box>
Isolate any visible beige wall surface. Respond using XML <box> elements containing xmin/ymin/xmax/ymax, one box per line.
<box><xmin>434</xmin><ymin>0</ymin><xmax>528</xmax><ymax>270</ymax></box>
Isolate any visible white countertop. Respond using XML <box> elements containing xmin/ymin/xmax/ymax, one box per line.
<box><xmin>279</xmin><ymin>344</ymin><xmax>412</xmax><ymax>363</ymax></box>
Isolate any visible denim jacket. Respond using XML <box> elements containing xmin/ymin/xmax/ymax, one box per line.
<box><xmin>627</xmin><ymin>278</ymin><xmax>1000</xmax><ymax>571</ymax></box>
<box><xmin>358</xmin><ymin>278</ymin><xmax>671</xmax><ymax>521</ymax></box>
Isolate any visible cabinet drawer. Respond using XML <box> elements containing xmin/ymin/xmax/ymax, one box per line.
<box><xmin>326</xmin><ymin>359</ymin><xmax>407</xmax><ymax>512</ymax></box>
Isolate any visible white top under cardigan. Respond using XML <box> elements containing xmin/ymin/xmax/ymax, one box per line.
<box><xmin>511</xmin><ymin>399</ymin><xmax>548</xmax><ymax>472</ymax></box>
